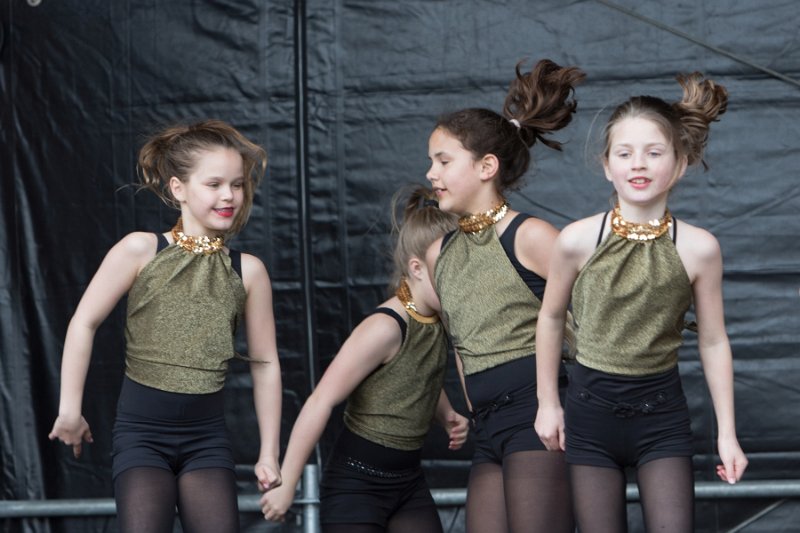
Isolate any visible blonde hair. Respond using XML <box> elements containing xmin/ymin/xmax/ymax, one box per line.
<box><xmin>603</xmin><ymin>72</ymin><xmax>728</xmax><ymax>170</ymax></box>
<box><xmin>137</xmin><ymin>119</ymin><xmax>267</xmax><ymax>235</ymax></box>
<box><xmin>389</xmin><ymin>185</ymin><xmax>458</xmax><ymax>290</ymax></box>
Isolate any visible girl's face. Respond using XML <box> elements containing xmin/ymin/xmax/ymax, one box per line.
<box><xmin>171</xmin><ymin>147</ymin><xmax>245</xmax><ymax>236</ymax></box>
<box><xmin>426</xmin><ymin>128</ymin><xmax>486</xmax><ymax>215</ymax></box>
<box><xmin>604</xmin><ymin>116</ymin><xmax>687</xmax><ymax>210</ymax></box>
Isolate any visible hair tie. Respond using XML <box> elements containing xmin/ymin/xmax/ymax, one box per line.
<box><xmin>422</xmin><ymin>198</ymin><xmax>439</xmax><ymax>208</ymax></box>
<box><xmin>509</xmin><ymin>118</ymin><xmax>521</xmax><ymax>130</ymax></box>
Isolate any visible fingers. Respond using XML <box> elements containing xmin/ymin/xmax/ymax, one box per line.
<box><xmin>260</xmin><ymin>493</ymin><xmax>288</xmax><ymax>522</ymax></box>
<box><xmin>255</xmin><ymin>462</ymin><xmax>282</xmax><ymax>492</ymax></box>
<box><xmin>72</xmin><ymin>443</ymin><xmax>83</xmax><ymax>459</ymax></box>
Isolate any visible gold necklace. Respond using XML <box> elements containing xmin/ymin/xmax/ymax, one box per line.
<box><xmin>395</xmin><ymin>277</ymin><xmax>439</xmax><ymax>324</ymax></box>
<box><xmin>458</xmin><ymin>199</ymin><xmax>509</xmax><ymax>234</ymax></box>
<box><xmin>171</xmin><ymin>217</ymin><xmax>225</xmax><ymax>255</ymax></box>
<box><xmin>610</xmin><ymin>204</ymin><xmax>672</xmax><ymax>242</ymax></box>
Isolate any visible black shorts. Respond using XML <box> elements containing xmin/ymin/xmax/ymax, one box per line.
<box><xmin>466</xmin><ymin>357</ymin><xmax>568</xmax><ymax>465</ymax></box>
<box><xmin>320</xmin><ymin>427</ymin><xmax>439</xmax><ymax>529</ymax></box>
<box><xmin>565</xmin><ymin>363</ymin><xmax>693</xmax><ymax>469</ymax></box>
<box><xmin>111</xmin><ymin>376</ymin><xmax>235</xmax><ymax>480</ymax></box>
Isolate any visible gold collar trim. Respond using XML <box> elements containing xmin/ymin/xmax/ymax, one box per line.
<box><xmin>610</xmin><ymin>204</ymin><xmax>672</xmax><ymax>242</ymax></box>
<box><xmin>458</xmin><ymin>200</ymin><xmax>509</xmax><ymax>234</ymax></box>
<box><xmin>171</xmin><ymin>217</ymin><xmax>225</xmax><ymax>255</ymax></box>
<box><xmin>396</xmin><ymin>277</ymin><xmax>439</xmax><ymax>324</ymax></box>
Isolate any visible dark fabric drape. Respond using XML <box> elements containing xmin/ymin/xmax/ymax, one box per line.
<box><xmin>2</xmin><ymin>1</ymin><xmax>799</xmax><ymax>531</ymax></box>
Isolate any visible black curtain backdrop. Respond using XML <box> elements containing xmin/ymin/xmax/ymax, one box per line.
<box><xmin>1</xmin><ymin>1</ymin><xmax>798</xmax><ymax>532</ymax></box>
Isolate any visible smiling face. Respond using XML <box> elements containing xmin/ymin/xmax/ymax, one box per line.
<box><xmin>603</xmin><ymin>116</ymin><xmax>688</xmax><ymax>216</ymax></box>
<box><xmin>170</xmin><ymin>146</ymin><xmax>245</xmax><ymax>237</ymax></box>
<box><xmin>426</xmin><ymin>127</ymin><xmax>496</xmax><ymax>216</ymax></box>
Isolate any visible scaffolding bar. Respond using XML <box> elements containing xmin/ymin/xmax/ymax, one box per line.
<box><xmin>3</xmin><ymin>480</ymin><xmax>800</xmax><ymax>518</ymax></box>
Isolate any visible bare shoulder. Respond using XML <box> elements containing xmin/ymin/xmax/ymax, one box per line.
<box><xmin>557</xmin><ymin>213</ymin><xmax>607</xmax><ymax>256</ymax></box>
<box><xmin>516</xmin><ymin>215</ymin><xmax>559</xmax><ymax>241</ymax></box>
<box><xmin>118</xmin><ymin>231</ymin><xmax>158</xmax><ymax>255</ymax></box>
<box><xmin>676</xmin><ymin>221</ymin><xmax>721</xmax><ymax>261</ymax></box>
<box><xmin>240</xmin><ymin>252</ymin><xmax>270</xmax><ymax>290</ymax></box>
<box><xmin>113</xmin><ymin>232</ymin><xmax>159</xmax><ymax>268</ymax></box>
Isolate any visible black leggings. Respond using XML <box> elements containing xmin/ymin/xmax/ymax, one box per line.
<box><xmin>111</xmin><ymin>377</ymin><xmax>239</xmax><ymax>532</ymax></box>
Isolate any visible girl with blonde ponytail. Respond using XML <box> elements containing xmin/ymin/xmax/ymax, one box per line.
<box><xmin>535</xmin><ymin>73</ymin><xmax>748</xmax><ymax>532</ymax></box>
<box><xmin>261</xmin><ymin>185</ymin><xmax>468</xmax><ymax>532</ymax></box>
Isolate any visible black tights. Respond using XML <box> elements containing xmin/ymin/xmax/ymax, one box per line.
<box><xmin>570</xmin><ymin>456</ymin><xmax>694</xmax><ymax>533</ymax></box>
<box><xmin>322</xmin><ymin>503</ymin><xmax>443</xmax><ymax>533</ymax></box>
<box><xmin>114</xmin><ymin>466</ymin><xmax>239</xmax><ymax>533</ymax></box>
<box><xmin>464</xmin><ymin>450</ymin><xmax>573</xmax><ymax>533</ymax></box>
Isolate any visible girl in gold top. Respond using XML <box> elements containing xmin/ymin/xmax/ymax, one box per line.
<box><xmin>535</xmin><ymin>74</ymin><xmax>748</xmax><ymax>532</ymax></box>
<box><xmin>426</xmin><ymin>59</ymin><xmax>585</xmax><ymax>533</ymax></box>
<box><xmin>261</xmin><ymin>186</ymin><xmax>468</xmax><ymax>532</ymax></box>
<box><xmin>48</xmin><ymin>120</ymin><xmax>282</xmax><ymax>532</ymax></box>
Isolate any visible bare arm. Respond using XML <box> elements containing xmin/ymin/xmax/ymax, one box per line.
<box><xmin>48</xmin><ymin>232</ymin><xmax>156</xmax><ymax>457</ymax></box>
<box><xmin>434</xmin><ymin>389</ymin><xmax>469</xmax><ymax>450</ymax></box>
<box><xmin>260</xmin><ymin>310</ymin><xmax>402</xmax><ymax>521</ymax></box>
<box><xmin>679</xmin><ymin>227</ymin><xmax>748</xmax><ymax>483</ymax></box>
<box><xmin>241</xmin><ymin>253</ymin><xmax>284</xmax><ymax>491</ymax></box>
<box><xmin>534</xmin><ymin>220</ymin><xmax>594</xmax><ymax>451</ymax></box>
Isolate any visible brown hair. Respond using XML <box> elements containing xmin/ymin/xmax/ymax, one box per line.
<box><xmin>603</xmin><ymin>72</ymin><xmax>728</xmax><ymax>169</ymax></box>
<box><xmin>435</xmin><ymin>59</ymin><xmax>585</xmax><ymax>191</ymax></box>
<box><xmin>137</xmin><ymin>119</ymin><xmax>267</xmax><ymax>235</ymax></box>
<box><xmin>390</xmin><ymin>185</ymin><xmax>458</xmax><ymax>290</ymax></box>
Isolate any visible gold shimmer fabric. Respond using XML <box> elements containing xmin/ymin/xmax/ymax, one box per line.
<box><xmin>124</xmin><ymin>245</ymin><xmax>247</xmax><ymax>393</ymax></box>
<box><xmin>344</xmin><ymin>312</ymin><xmax>447</xmax><ymax>450</ymax></box>
<box><xmin>572</xmin><ymin>231</ymin><xmax>692</xmax><ymax>376</ymax></box>
<box><xmin>434</xmin><ymin>226</ymin><xmax>539</xmax><ymax>376</ymax></box>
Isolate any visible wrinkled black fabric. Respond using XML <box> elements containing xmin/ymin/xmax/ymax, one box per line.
<box><xmin>1</xmin><ymin>1</ymin><xmax>799</xmax><ymax>532</ymax></box>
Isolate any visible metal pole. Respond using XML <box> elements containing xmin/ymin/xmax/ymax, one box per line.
<box><xmin>302</xmin><ymin>463</ymin><xmax>321</xmax><ymax>533</ymax></box>
<box><xmin>4</xmin><ymin>480</ymin><xmax>800</xmax><ymax>518</ymax></box>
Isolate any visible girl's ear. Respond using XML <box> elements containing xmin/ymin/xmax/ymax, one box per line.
<box><xmin>407</xmin><ymin>256</ymin><xmax>424</xmax><ymax>281</ymax></box>
<box><xmin>602</xmin><ymin>158</ymin><xmax>613</xmax><ymax>183</ymax></box>
<box><xmin>169</xmin><ymin>176</ymin><xmax>186</xmax><ymax>202</ymax></box>
<box><xmin>478</xmin><ymin>153</ymin><xmax>500</xmax><ymax>181</ymax></box>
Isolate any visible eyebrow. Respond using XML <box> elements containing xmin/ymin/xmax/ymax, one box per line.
<box><xmin>612</xmin><ymin>142</ymin><xmax>667</xmax><ymax>149</ymax></box>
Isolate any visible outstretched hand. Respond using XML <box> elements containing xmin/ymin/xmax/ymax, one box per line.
<box><xmin>49</xmin><ymin>414</ymin><xmax>93</xmax><ymax>459</ymax></box>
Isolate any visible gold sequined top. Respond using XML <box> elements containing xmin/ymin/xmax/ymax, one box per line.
<box><xmin>572</xmin><ymin>229</ymin><xmax>692</xmax><ymax>376</ymax></box>
<box><xmin>124</xmin><ymin>242</ymin><xmax>247</xmax><ymax>394</ymax></box>
<box><xmin>343</xmin><ymin>308</ymin><xmax>448</xmax><ymax>451</ymax></box>
<box><xmin>434</xmin><ymin>225</ymin><xmax>540</xmax><ymax>376</ymax></box>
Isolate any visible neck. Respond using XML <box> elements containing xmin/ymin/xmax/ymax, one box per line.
<box><xmin>396</xmin><ymin>278</ymin><xmax>438</xmax><ymax>323</ymax></box>
<box><xmin>616</xmin><ymin>198</ymin><xmax>669</xmax><ymax>223</ymax></box>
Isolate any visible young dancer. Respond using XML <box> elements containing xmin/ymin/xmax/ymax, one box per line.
<box><xmin>534</xmin><ymin>73</ymin><xmax>748</xmax><ymax>532</ymax></box>
<box><xmin>48</xmin><ymin>119</ymin><xmax>282</xmax><ymax>532</ymax></box>
<box><xmin>426</xmin><ymin>59</ymin><xmax>585</xmax><ymax>533</ymax></box>
<box><xmin>261</xmin><ymin>185</ymin><xmax>469</xmax><ymax>533</ymax></box>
